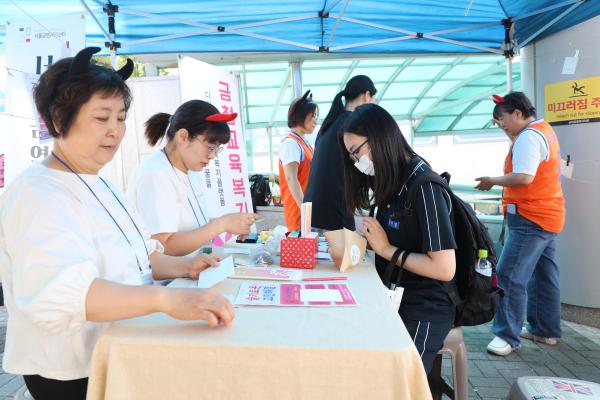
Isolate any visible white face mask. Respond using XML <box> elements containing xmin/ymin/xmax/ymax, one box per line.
<box><xmin>354</xmin><ymin>153</ymin><xmax>375</xmax><ymax>176</ymax></box>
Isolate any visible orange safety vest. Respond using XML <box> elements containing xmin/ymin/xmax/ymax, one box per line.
<box><xmin>278</xmin><ymin>132</ymin><xmax>314</xmax><ymax>232</ymax></box>
<box><xmin>503</xmin><ymin>119</ymin><xmax>565</xmax><ymax>233</ymax></box>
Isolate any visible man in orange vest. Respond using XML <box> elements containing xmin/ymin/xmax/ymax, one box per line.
<box><xmin>475</xmin><ymin>92</ymin><xmax>565</xmax><ymax>356</ymax></box>
<box><xmin>279</xmin><ymin>91</ymin><xmax>317</xmax><ymax>232</ymax></box>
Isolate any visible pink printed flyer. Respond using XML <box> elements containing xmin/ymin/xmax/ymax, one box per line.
<box><xmin>234</xmin><ymin>282</ymin><xmax>358</xmax><ymax>307</ymax></box>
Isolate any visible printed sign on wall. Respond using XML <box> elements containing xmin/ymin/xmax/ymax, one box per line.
<box><xmin>544</xmin><ymin>76</ymin><xmax>600</xmax><ymax>126</ymax></box>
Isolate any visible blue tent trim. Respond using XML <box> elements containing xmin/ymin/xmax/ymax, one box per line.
<box><xmin>1</xmin><ymin>1</ymin><xmax>599</xmax><ymax>55</ymax></box>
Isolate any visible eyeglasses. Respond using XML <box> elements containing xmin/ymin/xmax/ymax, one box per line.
<box><xmin>206</xmin><ymin>143</ymin><xmax>224</xmax><ymax>157</ymax></box>
<box><xmin>348</xmin><ymin>139</ymin><xmax>368</xmax><ymax>163</ymax></box>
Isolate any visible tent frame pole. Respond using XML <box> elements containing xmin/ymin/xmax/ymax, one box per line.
<box><xmin>519</xmin><ymin>1</ymin><xmax>585</xmax><ymax>47</ymax></box>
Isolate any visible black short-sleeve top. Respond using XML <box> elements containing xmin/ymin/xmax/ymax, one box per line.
<box><xmin>375</xmin><ymin>156</ymin><xmax>457</xmax><ymax>322</ymax></box>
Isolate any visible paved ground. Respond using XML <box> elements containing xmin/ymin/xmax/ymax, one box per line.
<box><xmin>0</xmin><ymin>306</ymin><xmax>598</xmax><ymax>399</ymax></box>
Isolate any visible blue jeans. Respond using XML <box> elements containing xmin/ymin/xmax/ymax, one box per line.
<box><xmin>492</xmin><ymin>212</ymin><xmax>562</xmax><ymax>348</ymax></box>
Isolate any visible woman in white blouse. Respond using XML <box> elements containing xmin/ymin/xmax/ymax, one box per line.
<box><xmin>128</xmin><ymin>100</ymin><xmax>259</xmax><ymax>256</ymax></box>
<box><xmin>0</xmin><ymin>47</ymin><xmax>234</xmax><ymax>400</ymax></box>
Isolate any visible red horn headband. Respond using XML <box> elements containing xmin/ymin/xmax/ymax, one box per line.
<box><xmin>492</xmin><ymin>94</ymin><xmax>506</xmax><ymax>105</ymax></box>
<box><xmin>205</xmin><ymin>112</ymin><xmax>238</xmax><ymax>122</ymax></box>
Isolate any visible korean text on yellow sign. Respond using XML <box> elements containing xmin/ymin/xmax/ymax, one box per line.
<box><xmin>544</xmin><ymin>76</ymin><xmax>600</xmax><ymax>126</ymax></box>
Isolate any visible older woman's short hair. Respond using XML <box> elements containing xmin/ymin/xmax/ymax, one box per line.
<box><xmin>287</xmin><ymin>93</ymin><xmax>318</xmax><ymax>129</ymax></box>
<box><xmin>33</xmin><ymin>57</ymin><xmax>132</xmax><ymax>138</ymax></box>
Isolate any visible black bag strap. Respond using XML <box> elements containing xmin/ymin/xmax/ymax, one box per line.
<box><xmin>383</xmin><ymin>248</ymin><xmax>411</xmax><ymax>289</ymax></box>
<box><xmin>382</xmin><ymin>248</ymin><xmax>402</xmax><ymax>286</ymax></box>
<box><xmin>393</xmin><ymin>250</ymin><xmax>411</xmax><ymax>287</ymax></box>
<box><xmin>369</xmin><ymin>205</ymin><xmax>376</xmax><ymax>217</ymax></box>
<box><xmin>405</xmin><ymin>171</ymin><xmax>451</xmax><ymax>210</ymax></box>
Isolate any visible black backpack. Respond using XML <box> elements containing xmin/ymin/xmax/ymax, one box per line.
<box><xmin>385</xmin><ymin>171</ymin><xmax>503</xmax><ymax>327</ymax></box>
<box><xmin>249</xmin><ymin>174</ymin><xmax>272</xmax><ymax>212</ymax></box>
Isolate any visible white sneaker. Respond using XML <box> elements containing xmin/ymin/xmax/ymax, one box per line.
<box><xmin>520</xmin><ymin>327</ymin><xmax>558</xmax><ymax>345</ymax></box>
<box><xmin>487</xmin><ymin>336</ymin><xmax>513</xmax><ymax>356</ymax></box>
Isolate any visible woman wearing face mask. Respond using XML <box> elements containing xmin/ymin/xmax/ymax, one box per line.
<box><xmin>303</xmin><ymin>75</ymin><xmax>377</xmax><ymax>231</ymax></box>
<box><xmin>476</xmin><ymin>92</ymin><xmax>564</xmax><ymax>356</ymax></box>
<box><xmin>278</xmin><ymin>90</ymin><xmax>318</xmax><ymax>231</ymax></box>
<box><xmin>127</xmin><ymin>100</ymin><xmax>260</xmax><ymax>256</ymax></box>
<box><xmin>0</xmin><ymin>47</ymin><xmax>234</xmax><ymax>400</ymax></box>
<box><xmin>340</xmin><ymin>103</ymin><xmax>456</xmax><ymax>377</ymax></box>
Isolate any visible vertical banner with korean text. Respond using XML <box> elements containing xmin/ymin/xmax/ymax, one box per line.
<box><xmin>2</xmin><ymin>14</ymin><xmax>85</xmax><ymax>193</ymax></box>
<box><xmin>178</xmin><ymin>56</ymin><xmax>253</xmax><ymax>246</ymax></box>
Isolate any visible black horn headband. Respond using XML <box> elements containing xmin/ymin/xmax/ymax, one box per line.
<box><xmin>68</xmin><ymin>46</ymin><xmax>134</xmax><ymax>81</ymax></box>
<box><xmin>301</xmin><ymin>90</ymin><xmax>312</xmax><ymax>101</ymax></box>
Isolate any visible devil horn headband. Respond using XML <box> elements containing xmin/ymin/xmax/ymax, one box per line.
<box><xmin>205</xmin><ymin>112</ymin><xmax>238</xmax><ymax>122</ymax></box>
<box><xmin>301</xmin><ymin>89</ymin><xmax>312</xmax><ymax>101</ymax></box>
<box><xmin>69</xmin><ymin>46</ymin><xmax>134</xmax><ymax>81</ymax></box>
<box><xmin>492</xmin><ymin>94</ymin><xmax>506</xmax><ymax>105</ymax></box>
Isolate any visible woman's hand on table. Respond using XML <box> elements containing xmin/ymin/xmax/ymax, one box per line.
<box><xmin>217</xmin><ymin>212</ymin><xmax>261</xmax><ymax>235</ymax></box>
<box><xmin>187</xmin><ymin>254</ymin><xmax>220</xmax><ymax>279</ymax></box>
<box><xmin>357</xmin><ymin>217</ymin><xmax>391</xmax><ymax>256</ymax></box>
<box><xmin>162</xmin><ymin>288</ymin><xmax>235</xmax><ymax>327</ymax></box>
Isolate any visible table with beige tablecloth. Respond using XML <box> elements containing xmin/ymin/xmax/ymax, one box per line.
<box><xmin>87</xmin><ymin>254</ymin><xmax>432</xmax><ymax>400</ymax></box>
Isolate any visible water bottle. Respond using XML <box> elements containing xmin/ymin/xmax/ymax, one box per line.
<box><xmin>475</xmin><ymin>249</ymin><xmax>492</xmax><ymax>277</ymax></box>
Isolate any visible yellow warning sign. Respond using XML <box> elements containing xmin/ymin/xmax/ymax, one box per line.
<box><xmin>544</xmin><ymin>76</ymin><xmax>600</xmax><ymax>126</ymax></box>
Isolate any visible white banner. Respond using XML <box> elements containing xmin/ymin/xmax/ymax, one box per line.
<box><xmin>2</xmin><ymin>14</ymin><xmax>85</xmax><ymax>192</ymax></box>
<box><xmin>178</xmin><ymin>56</ymin><xmax>253</xmax><ymax>247</ymax></box>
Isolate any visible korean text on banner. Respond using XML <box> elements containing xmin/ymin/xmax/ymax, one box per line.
<box><xmin>2</xmin><ymin>14</ymin><xmax>85</xmax><ymax>193</ymax></box>
<box><xmin>178</xmin><ymin>57</ymin><xmax>253</xmax><ymax>247</ymax></box>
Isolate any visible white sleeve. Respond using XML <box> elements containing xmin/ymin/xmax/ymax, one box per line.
<box><xmin>511</xmin><ymin>130</ymin><xmax>548</xmax><ymax>176</ymax></box>
<box><xmin>130</xmin><ymin>171</ymin><xmax>180</xmax><ymax>235</ymax></box>
<box><xmin>3</xmin><ymin>184</ymin><xmax>98</xmax><ymax>335</ymax></box>
<box><xmin>279</xmin><ymin>138</ymin><xmax>302</xmax><ymax>167</ymax></box>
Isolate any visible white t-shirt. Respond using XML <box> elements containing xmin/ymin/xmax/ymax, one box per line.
<box><xmin>279</xmin><ymin>133</ymin><xmax>310</xmax><ymax>167</ymax></box>
<box><xmin>127</xmin><ymin>150</ymin><xmax>208</xmax><ymax>237</ymax></box>
<box><xmin>0</xmin><ymin>163</ymin><xmax>162</xmax><ymax>380</ymax></box>
<box><xmin>512</xmin><ymin>120</ymin><xmax>550</xmax><ymax>176</ymax></box>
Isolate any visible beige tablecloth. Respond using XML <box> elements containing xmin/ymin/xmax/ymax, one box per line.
<box><xmin>87</xmin><ymin>255</ymin><xmax>432</xmax><ymax>400</ymax></box>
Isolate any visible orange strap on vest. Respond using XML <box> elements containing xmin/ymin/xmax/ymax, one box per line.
<box><xmin>278</xmin><ymin>133</ymin><xmax>314</xmax><ymax>231</ymax></box>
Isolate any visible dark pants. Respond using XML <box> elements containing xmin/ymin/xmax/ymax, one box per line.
<box><xmin>24</xmin><ymin>375</ymin><xmax>88</xmax><ymax>400</ymax></box>
<box><xmin>402</xmin><ymin>317</ymin><xmax>453</xmax><ymax>374</ymax></box>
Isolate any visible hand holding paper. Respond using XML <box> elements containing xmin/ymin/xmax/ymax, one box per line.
<box><xmin>188</xmin><ymin>254</ymin><xmax>220</xmax><ymax>279</ymax></box>
<box><xmin>197</xmin><ymin>256</ymin><xmax>235</xmax><ymax>288</ymax></box>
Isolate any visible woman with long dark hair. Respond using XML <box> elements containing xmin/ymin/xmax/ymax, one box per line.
<box><xmin>340</xmin><ymin>103</ymin><xmax>456</xmax><ymax>376</ymax></box>
<box><xmin>303</xmin><ymin>75</ymin><xmax>376</xmax><ymax>231</ymax></box>
<box><xmin>128</xmin><ymin>100</ymin><xmax>259</xmax><ymax>256</ymax></box>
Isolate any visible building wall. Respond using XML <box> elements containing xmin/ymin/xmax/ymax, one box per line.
<box><xmin>522</xmin><ymin>15</ymin><xmax>600</xmax><ymax>308</ymax></box>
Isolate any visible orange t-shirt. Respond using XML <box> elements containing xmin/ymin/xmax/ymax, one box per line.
<box><xmin>278</xmin><ymin>132</ymin><xmax>314</xmax><ymax>231</ymax></box>
<box><xmin>503</xmin><ymin>119</ymin><xmax>565</xmax><ymax>233</ymax></box>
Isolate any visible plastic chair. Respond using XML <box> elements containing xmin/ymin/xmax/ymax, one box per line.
<box><xmin>13</xmin><ymin>385</ymin><xmax>33</xmax><ymax>400</ymax></box>
<box><xmin>507</xmin><ymin>376</ymin><xmax>600</xmax><ymax>399</ymax></box>
<box><xmin>429</xmin><ymin>327</ymin><xmax>469</xmax><ymax>400</ymax></box>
